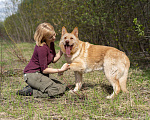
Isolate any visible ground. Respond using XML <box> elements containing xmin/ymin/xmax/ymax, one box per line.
<box><xmin>0</xmin><ymin>42</ymin><xmax>149</xmax><ymax>120</ymax></box>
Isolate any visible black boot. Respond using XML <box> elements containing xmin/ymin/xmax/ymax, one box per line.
<box><xmin>16</xmin><ymin>85</ymin><xmax>33</xmax><ymax>96</ymax></box>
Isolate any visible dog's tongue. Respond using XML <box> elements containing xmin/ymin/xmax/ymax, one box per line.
<box><xmin>66</xmin><ymin>46</ymin><xmax>71</xmax><ymax>57</ymax></box>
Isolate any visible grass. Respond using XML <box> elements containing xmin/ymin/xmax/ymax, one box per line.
<box><xmin>0</xmin><ymin>41</ymin><xmax>150</xmax><ymax>120</ymax></box>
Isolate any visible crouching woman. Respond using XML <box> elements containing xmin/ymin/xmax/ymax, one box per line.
<box><xmin>17</xmin><ymin>23</ymin><xmax>70</xmax><ymax>98</ymax></box>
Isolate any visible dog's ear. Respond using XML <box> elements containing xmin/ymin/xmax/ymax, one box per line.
<box><xmin>72</xmin><ymin>27</ymin><xmax>78</xmax><ymax>37</ymax></box>
<box><xmin>62</xmin><ymin>26</ymin><xmax>67</xmax><ymax>36</ymax></box>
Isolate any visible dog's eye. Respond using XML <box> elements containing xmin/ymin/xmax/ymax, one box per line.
<box><xmin>70</xmin><ymin>37</ymin><xmax>73</xmax><ymax>39</ymax></box>
<box><xmin>64</xmin><ymin>37</ymin><xmax>67</xmax><ymax>39</ymax></box>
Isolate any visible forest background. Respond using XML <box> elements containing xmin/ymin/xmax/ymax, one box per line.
<box><xmin>0</xmin><ymin>0</ymin><xmax>149</xmax><ymax>67</ymax></box>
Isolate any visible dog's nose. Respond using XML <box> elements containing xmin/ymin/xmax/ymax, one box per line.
<box><xmin>66</xmin><ymin>40</ymin><xmax>69</xmax><ymax>43</ymax></box>
<box><xmin>65</xmin><ymin>40</ymin><xmax>69</xmax><ymax>45</ymax></box>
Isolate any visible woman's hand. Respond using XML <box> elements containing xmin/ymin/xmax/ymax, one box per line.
<box><xmin>58</xmin><ymin>63</ymin><xmax>70</xmax><ymax>76</ymax></box>
<box><xmin>61</xmin><ymin>63</ymin><xmax>70</xmax><ymax>71</ymax></box>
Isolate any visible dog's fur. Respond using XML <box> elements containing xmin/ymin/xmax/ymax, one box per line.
<box><xmin>59</xmin><ymin>27</ymin><xmax>130</xmax><ymax>99</ymax></box>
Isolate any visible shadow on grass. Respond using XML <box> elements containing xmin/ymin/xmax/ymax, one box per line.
<box><xmin>100</xmin><ymin>84</ymin><xmax>113</xmax><ymax>94</ymax></box>
<box><xmin>67</xmin><ymin>83</ymin><xmax>113</xmax><ymax>95</ymax></box>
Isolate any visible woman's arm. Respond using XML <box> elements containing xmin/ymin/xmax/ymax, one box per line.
<box><xmin>43</xmin><ymin>63</ymin><xmax>69</xmax><ymax>74</ymax></box>
<box><xmin>53</xmin><ymin>50</ymin><xmax>63</xmax><ymax>63</ymax></box>
<box><xmin>42</xmin><ymin>68</ymin><xmax>64</xmax><ymax>74</ymax></box>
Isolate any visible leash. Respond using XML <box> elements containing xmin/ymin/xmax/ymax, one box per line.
<box><xmin>59</xmin><ymin>74</ymin><xmax>85</xmax><ymax>99</ymax></box>
<box><xmin>56</xmin><ymin>64</ymin><xmax>87</xmax><ymax>99</ymax></box>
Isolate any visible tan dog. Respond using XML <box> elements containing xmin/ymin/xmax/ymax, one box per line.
<box><xmin>59</xmin><ymin>27</ymin><xmax>130</xmax><ymax>99</ymax></box>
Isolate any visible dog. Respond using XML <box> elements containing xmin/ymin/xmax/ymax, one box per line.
<box><xmin>59</xmin><ymin>27</ymin><xmax>130</xmax><ymax>99</ymax></box>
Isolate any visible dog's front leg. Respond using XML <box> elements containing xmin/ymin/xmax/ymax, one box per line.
<box><xmin>69</xmin><ymin>62</ymin><xmax>85</xmax><ymax>72</ymax></box>
<box><xmin>69</xmin><ymin>62</ymin><xmax>84</xmax><ymax>93</ymax></box>
<box><xmin>74</xmin><ymin>71</ymin><xmax>83</xmax><ymax>91</ymax></box>
<box><xmin>69</xmin><ymin>71</ymin><xmax>83</xmax><ymax>93</ymax></box>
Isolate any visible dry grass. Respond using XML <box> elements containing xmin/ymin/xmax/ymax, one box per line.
<box><xmin>0</xmin><ymin>41</ymin><xmax>150</xmax><ymax>120</ymax></box>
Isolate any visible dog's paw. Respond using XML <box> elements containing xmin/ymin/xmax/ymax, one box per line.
<box><xmin>69</xmin><ymin>90</ymin><xmax>75</xmax><ymax>94</ymax></box>
<box><xmin>106</xmin><ymin>95</ymin><xmax>113</xmax><ymax>99</ymax></box>
<box><xmin>106</xmin><ymin>92</ymin><xmax>115</xmax><ymax>99</ymax></box>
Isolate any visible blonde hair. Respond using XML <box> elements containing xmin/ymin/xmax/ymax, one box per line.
<box><xmin>34</xmin><ymin>23</ymin><xmax>55</xmax><ymax>46</ymax></box>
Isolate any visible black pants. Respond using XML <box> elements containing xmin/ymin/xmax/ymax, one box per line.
<box><xmin>24</xmin><ymin>72</ymin><xmax>66</xmax><ymax>98</ymax></box>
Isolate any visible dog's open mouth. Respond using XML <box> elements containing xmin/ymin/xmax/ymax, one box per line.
<box><xmin>64</xmin><ymin>44</ymin><xmax>73</xmax><ymax>57</ymax></box>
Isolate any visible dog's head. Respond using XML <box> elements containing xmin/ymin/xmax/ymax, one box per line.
<box><xmin>59</xmin><ymin>27</ymin><xmax>79</xmax><ymax>57</ymax></box>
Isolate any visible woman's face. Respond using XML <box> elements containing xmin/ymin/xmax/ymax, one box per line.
<box><xmin>46</xmin><ymin>32</ymin><xmax>56</xmax><ymax>42</ymax></box>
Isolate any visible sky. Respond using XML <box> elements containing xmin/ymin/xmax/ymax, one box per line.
<box><xmin>0</xmin><ymin>0</ymin><xmax>21</xmax><ymax>21</ymax></box>
<box><xmin>0</xmin><ymin>0</ymin><xmax>7</xmax><ymax>21</ymax></box>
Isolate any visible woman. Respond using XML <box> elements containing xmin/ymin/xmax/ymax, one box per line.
<box><xmin>17</xmin><ymin>23</ymin><xmax>70</xmax><ymax>98</ymax></box>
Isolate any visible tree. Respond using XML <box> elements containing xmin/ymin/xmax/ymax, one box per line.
<box><xmin>3</xmin><ymin>0</ymin><xmax>150</xmax><ymax>60</ymax></box>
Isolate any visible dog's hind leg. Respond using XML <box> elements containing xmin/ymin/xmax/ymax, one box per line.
<box><xmin>104</xmin><ymin>66</ymin><xmax>121</xmax><ymax>99</ymax></box>
<box><xmin>106</xmin><ymin>78</ymin><xmax>121</xmax><ymax>99</ymax></box>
